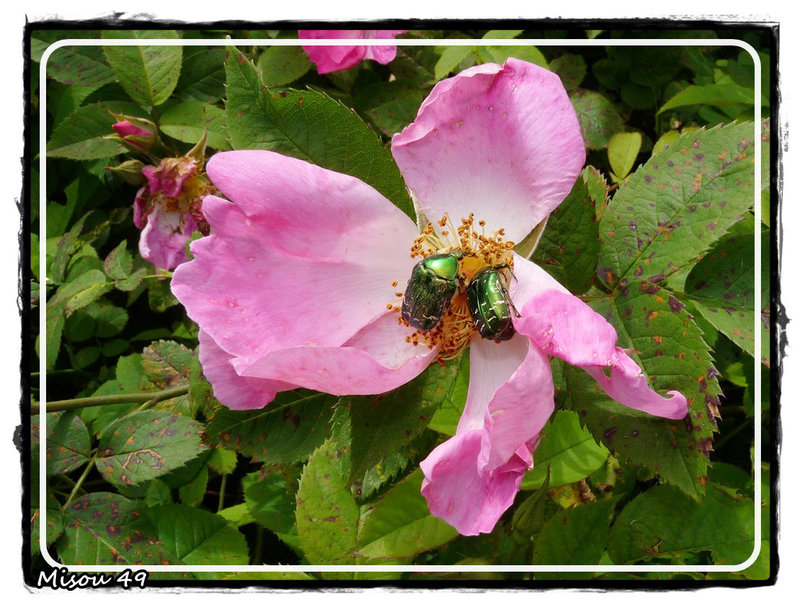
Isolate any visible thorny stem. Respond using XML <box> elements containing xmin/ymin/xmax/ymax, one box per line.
<box><xmin>32</xmin><ymin>385</ymin><xmax>189</xmax><ymax>415</ymax></box>
<box><xmin>217</xmin><ymin>474</ymin><xmax>227</xmax><ymax>513</ymax></box>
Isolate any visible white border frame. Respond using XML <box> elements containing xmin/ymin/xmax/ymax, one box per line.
<box><xmin>37</xmin><ymin>34</ymin><xmax>763</xmax><ymax>575</ymax></box>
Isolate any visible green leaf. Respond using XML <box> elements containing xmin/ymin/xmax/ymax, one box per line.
<box><xmin>208</xmin><ymin>447</ymin><xmax>237</xmax><ymax>475</ymax></box>
<box><xmin>483</xmin><ymin>30</ymin><xmax>523</xmax><ymax>39</ymax></box>
<box><xmin>46</xmin><ymin>45</ymin><xmax>116</xmax><ymax>88</ymax></box>
<box><xmin>45</xmin><ymin>412</ymin><xmax>91</xmax><ymax>476</ymax></box>
<box><xmin>102</xmin><ymin>30</ymin><xmax>182</xmax><ymax>106</ymax></box>
<box><xmin>58</xmin><ymin>492</ymin><xmax>180</xmax><ymax>565</ymax></box>
<box><xmin>659</xmin><ymin>83</ymin><xmax>755</xmax><ymax>114</ymax></box>
<box><xmin>243</xmin><ymin>467</ymin><xmax>298</xmax><ymax>538</ymax></box>
<box><xmin>334</xmin><ymin>354</ymin><xmax>467</xmax><ymax>484</ymax></box>
<box><xmin>83</xmin><ymin>300</ymin><xmax>128</xmax><ymax>338</ymax></box>
<box><xmin>103</xmin><ymin>240</ymin><xmax>133</xmax><ymax>280</ymax></box>
<box><xmin>95</xmin><ymin>410</ymin><xmax>208</xmax><ymax>487</ymax></box>
<box><xmin>685</xmin><ymin>217</ymin><xmax>769</xmax><ymax>365</ymax></box>
<box><xmin>607</xmin><ymin>484</ymin><xmax>755</xmax><ymax>564</ymax></box>
<box><xmin>295</xmin><ymin>439</ymin><xmax>360</xmax><ymax>564</ymax></box>
<box><xmin>205</xmin><ymin>390</ymin><xmax>336</xmax><ymax>464</ymax></box>
<box><xmin>159</xmin><ymin>102</ymin><xmax>230</xmax><ymax>150</ymax></box>
<box><xmin>532</xmin><ymin>166</ymin><xmax>603</xmax><ymax>294</ymax></box>
<box><xmin>146</xmin><ymin>504</ymin><xmax>249</xmax><ymax>565</ymax></box>
<box><xmin>178</xmin><ymin>463</ymin><xmax>208</xmax><ymax>507</ymax></box>
<box><xmin>569</xmin><ymin>89</ymin><xmax>625</xmax><ymax>150</ymax></box>
<box><xmin>49</xmin><ymin>269</ymin><xmax>112</xmax><ymax>316</ymax></box>
<box><xmin>532</xmin><ymin>497</ymin><xmax>616</xmax><ymax>566</ymax></box>
<box><xmin>176</xmin><ymin>46</ymin><xmax>226</xmax><ymax>103</ymax></box>
<box><xmin>256</xmin><ymin>45</ymin><xmax>312</xmax><ymax>87</ymax></box>
<box><xmin>597</xmin><ymin>122</ymin><xmax>757</xmax><ymax>286</ymax></box>
<box><xmin>224</xmin><ymin>45</ymin><xmax>414</xmax><ymax>219</ymax></box>
<box><xmin>521</xmin><ymin>410</ymin><xmax>609</xmax><ymax>490</ymax></box>
<box><xmin>357</xmin><ymin>430</ymin><xmax>438</xmax><ymax>500</ymax></box>
<box><xmin>355</xmin><ymin>470</ymin><xmax>458</xmax><ymax>561</ymax></box>
<box><xmin>434</xmin><ymin>46</ymin><xmax>472</xmax><ymax>80</ymax></box>
<box><xmin>141</xmin><ymin>340</ymin><xmax>194</xmax><ymax>390</ymax></box>
<box><xmin>46</xmin><ymin>101</ymin><xmax>147</xmax><ymax>160</ymax></box>
<box><xmin>568</xmin><ymin>282</ymin><xmax>720</xmax><ymax>499</ymax></box>
<box><xmin>353</xmin><ymin>81</ymin><xmax>424</xmax><ymax>137</ymax></box>
<box><xmin>426</xmin><ymin>352</ymin><xmax>469</xmax><ymax>435</ymax></box>
<box><xmin>44</xmin><ymin>302</ymin><xmax>65</xmax><ymax>371</ymax></box>
<box><xmin>550</xmin><ymin>54</ymin><xmax>587</xmax><ymax>91</ymax></box>
<box><xmin>608</xmin><ymin>131</ymin><xmax>643</xmax><ymax>180</ymax></box>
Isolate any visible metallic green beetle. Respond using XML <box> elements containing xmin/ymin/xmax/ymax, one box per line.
<box><xmin>466</xmin><ymin>266</ymin><xmax>518</xmax><ymax>341</ymax></box>
<box><xmin>401</xmin><ymin>251</ymin><xmax>464</xmax><ymax>331</ymax></box>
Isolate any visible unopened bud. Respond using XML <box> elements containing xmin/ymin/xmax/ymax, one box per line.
<box><xmin>106</xmin><ymin>159</ymin><xmax>146</xmax><ymax>186</ymax></box>
<box><xmin>110</xmin><ymin>113</ymin><xmax>160</xmax><ymax>151</ymax></box>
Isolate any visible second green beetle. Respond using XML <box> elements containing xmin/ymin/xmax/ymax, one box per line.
<box><xmin>466</xmin><ymin>266</ymin><xmax>518</xmax><ymax>341</ymax></box>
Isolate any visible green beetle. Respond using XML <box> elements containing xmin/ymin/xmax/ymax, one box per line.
<box><xmin>466</xmin><ymin>266</ymin><xmax>518</xmax><ymax>341</ymax></box>
<box><xmin>401</xmin><ymin>251</ymin><xmax>464</xmax><ymax>331</ymax></box>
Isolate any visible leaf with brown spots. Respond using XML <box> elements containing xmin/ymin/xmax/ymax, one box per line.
<box><xmin>295</xmin><ymin>439</ymin><xmax>360</xmax><ymax>564</ymax></box>
<box><xmin>56</xmin><ymin>492</ymin><xmax>182</xmax><ymax>565</ymax></box>
<box><xmin>686</xmin><ymin>216</ymin><xmax>770</xmax><ymax>366</ymax></box>
<box><xmin>45</xmin><ymin>411</ymin><xmax>91</xmax><ymax>477</ymax></box>
<box><xmin>95</xmin><ymin>410</ymin><xmax>208</xmax><ymax>488</ymax></box>
<box><xmin>598</xmin><ymin>121</ymin><xmax>757</xmax><ymax>286</ymax></box>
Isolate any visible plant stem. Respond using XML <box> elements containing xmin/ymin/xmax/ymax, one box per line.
<box><xmin>62</xmin><ymin>461</ymin><xmax>95</xmax><ymax>510</ymax></box>
<box><xmin>217</xmin><ymin>474</ymin><xmax>227</xmax><ymax>512</ymax></box>
<box><xmin>33</xmin><ymin>385</ymin><xmax>190</xmax><ymax>415</ymax></box>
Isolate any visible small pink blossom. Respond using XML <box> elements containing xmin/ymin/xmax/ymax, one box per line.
<box><xmin>112</xmin><ymin>120</ymin><xmax>152</xmax><ymax>140</ymax></box>
<box><xmin>134</xmin><ymin>153</ymin><xmax>214</xmax><ymax>271</ymax></box>
<box><xmin>298</xmin><ymin>30</ymin><xmax>407</xmax><ymax>74</ymax></box>
<box><xmin>171</xmin><ymin>59</ymin><xmax>688</xmax><ymax>535</ymax></box>
<box><xmin>110</xmin><ymin>114</ymin><xmax>159</xmax><ymax>152</ymax></box>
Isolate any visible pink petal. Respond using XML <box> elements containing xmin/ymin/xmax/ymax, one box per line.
<box><xmin>470</xmin><ymin>335</ymin><xmax>555</xmax><ymax>473</ymax></box>
<box><xmin>299</xmin><ymin>30</ymin><xmax>405</xmax><ymax>73</ymax></box>
<box><xmin>392</xmin><ymin>58</ymin><xmax>585</xmax><ymax>243</ymax></box>
<box><xmin>172</xmin><ymin>151</ymin><xmax>419</xmax><ymax>369</ymax></box>
<box><xmin>514</xmin><ymin>288</ymin><xmax>688</xmax><ymax>420</ymax></box>
<box><xmin>198</xmin><ymin>330</ymin><xmax>296</xmax><ymax>410</ymax></box>
<box><xmin>133</xmin><ymin>186</ymin><xmax>148</xmax><ymax>229</ymax></box>
<box><xmin>138</xmin><ymin>205</ymin><xmax>195</xmax><ymax>271</ymax></box>
<box><xmin>236</xmin><ymin>312</ymin><xmax>437</xmax><ymax>396</ymax></box>
<box><xmin>143</xmin><ymin>158</ymin><xmax>196</xmax><ymax>198</ymax></box>
<box><xmin>205</xmin><ymin>150</ymin><xmax>419</xmax><ymax>262</ymax></box>
<box><xmin>420</xmin><ymin>431</ymin><xmax>531</xmax><ymax>536</ymax></box>
<box><xmin>112</xmin><ymin>120</ymin><xmax>150</xmax><ymax>139</ymax></box>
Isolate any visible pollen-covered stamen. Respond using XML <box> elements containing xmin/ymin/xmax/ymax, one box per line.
<box><xmin>397</xmin><ymin>214</ymin><xmax>516</xmax><ymax>360</ymax></box>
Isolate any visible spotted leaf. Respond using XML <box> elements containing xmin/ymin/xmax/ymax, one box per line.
<box><xmin>94</xmin><ymin>410</ymin><xmax>208</xmax><ymax>488</ymax></box>
<box><xmin>598</xmin><ymin>121</ymin><xmax>757</xmax><ymax>286</ymax></box>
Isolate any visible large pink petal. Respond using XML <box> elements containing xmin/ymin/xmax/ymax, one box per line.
<box><xmin>138</xmin><ymin>205</ymin><xmax>195</xmax><ymax>271</ymax></box>
<box><xmin>198</xmin><ymin>330</ymin><xmax>296</xmax><ymax>410</ymax></box>
<box><xmin>392</xmin><ymin>58</ymin><xmax>585</xmax><ymax>243</ymax></box>
<box><xmin>236</xmin><ymin>312</ymin><xmax>437</xmax><ymax>395</ymax></box>
<box><xmin>420</xmin><ymin>431</ymin><xmax>531</xmax><ymax>536</ymax></box>
<box><xmin>514</xmin><ymin>288</ymin><xmax>688</xmax><ymax>420</ymax></box>
<box><xmin>172</xmin><ymin>151</ymin><xmax>419</xmax><ymax>368</ymax></box>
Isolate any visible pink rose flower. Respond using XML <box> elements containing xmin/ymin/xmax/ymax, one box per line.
<box><xmin>171</xmin><ymin>59</ymin><xmax>688</xmax><ymax>535</ymax></box>
<box><xmin>298</xmin><ymin>29</ymin><xmax>407</xmax><ymax>74</ymax></box>
<box><xmin>134</xmin><ymin>155</ymin><xmax>213</xmax><ymax>271</ymax></box>
<box><xmin>110</xmin><ymin>115</ymin><xmax>159</xmax><ymax>152</ymax></box>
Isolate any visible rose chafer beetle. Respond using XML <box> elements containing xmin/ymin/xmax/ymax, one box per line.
<box><xmin>466</xmin><ymin>266</ymin><xmax>518</xmax><ymax>341</ymax></box>
<box><xmin>401</xmin><ymin>251</ymin><xmax>464</xmax><ymax>331</ymax></box>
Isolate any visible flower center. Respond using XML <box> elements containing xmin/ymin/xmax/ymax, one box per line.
<box><xmin>392</xmin><ymin>214</ymin><xmax>516</xmax><ymax>361</ymax></box>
